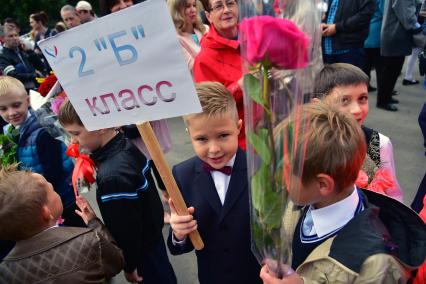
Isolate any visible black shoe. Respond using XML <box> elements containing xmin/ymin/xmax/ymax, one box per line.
<box><xmin>377</xmin><ymin>103</ymin><xmax>398</xmax><ymax>111</ymax></box>
<box><xmin>368</xmin><ymin>85</ymin><xmax>377</xmax><ymax>92</ymax></box>
<box><xmin>402</xmin><ymin>79</ymin><xmax>419</xmax><ymax>85</ymax></box>
<box><xmin>390</xmin><ymin>98</ymin><xmax>399</xmax><ymax>104</ymax></box>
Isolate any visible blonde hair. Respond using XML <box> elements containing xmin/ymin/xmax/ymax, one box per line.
<box><xmin>0</xmin><ymin>76</ymin><xmax>27</xmax><ymax>97</ymax></box>
<box><xmin>0</xmin><ymin>165</ymin><xmax>48</xmax><ymax>240</ymax></box>
<box><xmin>168</xmin><ymin>0</ymin><xmax>206</xmax><ymax>34</ymax></box>
<box><xmin>276</xmin><ymin>102</ymin><xmax>366</xmax><ymax>190</ymax></box>
<box><xmin>184</xmin><ymin>82</ymin><xmax>238</xmax><ymax>124</ymax></box>
<box><xmin>58</xmin><ymin>99</ymin><xmax>83</xmax><ymax>126</ymax></box>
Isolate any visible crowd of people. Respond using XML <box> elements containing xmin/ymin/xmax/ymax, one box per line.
<box><xmin>0</xmin><ymin>0</ymin><xmax>425</xmax><ymax>283</ymax></box>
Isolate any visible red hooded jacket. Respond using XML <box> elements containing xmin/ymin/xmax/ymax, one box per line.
<box><xmin>193</xmin><ymin>25</ymin><xmax>246</xmax><ymax>150</ymax></box>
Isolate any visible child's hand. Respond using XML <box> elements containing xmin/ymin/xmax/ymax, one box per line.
<box><xmin>124</xmin><ymin>269</ymin><xmax>143</xmax><ymax>283</ymax></box>
<box><xmin>75</xmin><ymin>196</ymin><xmax>97</xmax><ymax>225</ymax></box>
<box><xmin>169</xmin><ymin>198</ymin><xmax>197</xmax><ymax>241</ymax></box>
<box><xmin>260</xmin><ymin>264</ymin><xmax>303</xmax><ymax>284</ymax></box>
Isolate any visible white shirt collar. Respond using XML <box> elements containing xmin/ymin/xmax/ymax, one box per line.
<box><xmin>210</xmin><ymin>154</ymin><xmax>236</xmax><ymax>205</ymax></box>
<box><xmin>310</xmin><ymin>186</ymin><xmax>359</xmax><ymax>238</ymax></box>
<box><xmin>226</xmin><ymin>154</ymin><xmax>236</xmax><ymax>167</ymax></box>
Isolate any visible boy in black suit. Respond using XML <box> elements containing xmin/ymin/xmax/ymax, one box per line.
<box><xmin>167</xmin><ymin>82</ymin><xmax>261</xmax><ymax>284</ymax></box>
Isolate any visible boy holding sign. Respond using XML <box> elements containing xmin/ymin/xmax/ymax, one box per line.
<box><xmin>167</xmin><ymin>82</ymin><xmax>261</xmax><ymax>284</ymax></box>
<box><xmin>58</xmin><ymin>100</ymin><xmax>176</xmax><ymax>284</ymax></box>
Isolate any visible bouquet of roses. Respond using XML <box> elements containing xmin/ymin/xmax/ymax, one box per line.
<box><xmin>239</xmin><ymin>0</ymin><xmax>321</xmax><ymax>276</ymax></box>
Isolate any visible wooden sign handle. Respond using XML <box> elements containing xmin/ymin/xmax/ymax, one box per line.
<box><xmin>137</xmin><ymin>122</ymin><xmax>204</xmax><ymax>250</ymax></box>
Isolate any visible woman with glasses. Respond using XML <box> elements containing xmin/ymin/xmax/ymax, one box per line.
<box><xmin>168</xmin><ymin>0</ymin><xmax>209</xmax><ymax>74</ymax></box>
<box><xmin>193</xmin><ymin>0</ymin><xmax>247</xmax><ymax>150</ymax></box>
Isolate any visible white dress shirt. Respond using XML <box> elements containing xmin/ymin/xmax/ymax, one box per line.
<box><xmin>303</xmin><ymin>186</ymin><xmax>362</xmax><ymax>239</ymax></box>
<box><xmin>210</xmin><ymin>155</ymin><xmax>236</xmax><ymax>205</ymax></box>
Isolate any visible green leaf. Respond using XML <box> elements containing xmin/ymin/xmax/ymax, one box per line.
<box><xmin>247</xmin><ymin>129</ymin><xmax>271</xmax><ymax>164</ymax></box>
<box><xmin>243</xmin><ymin>73</ymin><xmax>265</xmax><ymax>107</ymax></box>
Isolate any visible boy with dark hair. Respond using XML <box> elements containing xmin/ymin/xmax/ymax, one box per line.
<box><xmin>58</xmin><ymin>100</ymin><xmax>176</xmax><ymax>284</ymax></box>
<box><xmin>167</xmin><ymin>81</ymin><xmax>261</xmax><ymax>284</ymax></box>
<box><xmin>0</xmin><ymin>165</ymin><xmax>124</xmax><ymax>283</ymax></box>
<box><xmin>312</xmin><ymin>63</ymin><xmax>403</xmax><ymax>201</ymax></box>
<box><xmin>260</xmin><ymin>102</ymin><xmax>426</xmax><ymax>283</ymax></box>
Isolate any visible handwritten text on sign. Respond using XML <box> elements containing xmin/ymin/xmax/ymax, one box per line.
<box><xmin>39</xmin><ymin>0</ymin><xmax>201</xmax><ymax>131</ymax></box>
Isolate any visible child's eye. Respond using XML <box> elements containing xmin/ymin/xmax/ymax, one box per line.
<box><xmin>359</xmin><ymin>96</ymin><xmax>368</xmax><ymax>102</ymax></box>
<box><xmin>0</xmin><ymin>107</ymin><xmax>6</xmax><ymax>111</ymax></box>
<box><xmin>12</xmin><ymin>103</ymin><xmax>21</xmax><ymax>108</ymax></box>
<box><xmin>195</xmin><ymin>137</ymin><xmax>207</xmax><ymax>142</ymax></box>
<box><xmin>219</xmin><ymin>133</ymin><xmax>229</xmax><ymax>139</ymax></box>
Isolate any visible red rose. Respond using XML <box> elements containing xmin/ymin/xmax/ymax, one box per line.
<box><xmin>239</xmin><ymin>16</ymin><xmax>309</xmax><ymax>69</ymax></box>
<box><xmin>355</xmin><ymin>170</ymin><xmax>369</xmax><ymax>188</ymax></box>
<box><xmin>37</xmin><ymin>74</ymin><xmax>58</xmax><ymax>97</ymax></box>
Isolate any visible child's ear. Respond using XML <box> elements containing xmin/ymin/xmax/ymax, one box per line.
<box><xmin>41</xmin><ymin>205</ymin><xmax>54</xmax><ymax>222</ymax></box>
<box><xmin>316</xmin><ymin>173</ymin><xmax>335</xmax><ymax>197</ymax></box>
<box><xmin>237</xmin><ymin>119</ymin><xmax>243</xmax><ymax>132</ymax></box>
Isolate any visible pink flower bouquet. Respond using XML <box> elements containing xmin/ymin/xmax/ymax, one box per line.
<box><xmin>239</xmin><ymin>1</ymin><xmax>322</xmax><ymax>278</ymax></box>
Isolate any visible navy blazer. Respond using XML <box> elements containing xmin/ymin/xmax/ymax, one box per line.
<box><xmin>167</xmin><ymin>149</ymin><xmax>261</xmax><ymax>284</ymax></box>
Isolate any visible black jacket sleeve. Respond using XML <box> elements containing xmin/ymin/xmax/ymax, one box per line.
<box><xmin>166</xmin><ymin>166</ymin><xmax>195</xmax><ymax>255</ymax></box>
<box><xmin>335</xmin><ymin>0</ymin><xmax>376</xmax><ymax>33</ymax></box>
<box><xmin>97</xmin><ymin>176</ymin><xmax>144</xmax><ymax>273</ymax></box>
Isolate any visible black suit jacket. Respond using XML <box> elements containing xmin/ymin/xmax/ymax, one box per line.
<box><xmin>167</xmin><ymin>149</ymin><xmax>261</xmax><ymax>284</ymax></box>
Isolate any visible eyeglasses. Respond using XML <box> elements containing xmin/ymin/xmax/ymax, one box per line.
<box><xmin>210</xmin><ymin>0</ymin><xmax>237</xmax><ymax>12</ymax></box>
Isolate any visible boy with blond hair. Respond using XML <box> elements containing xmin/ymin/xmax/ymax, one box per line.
<box><xmin>167</xmin><ymin>82</ymin><xmax>261</xmax><ymax>284</ymax></box>
<box><xmin>0</xmin><ymin>76</ymin><xmax>81</xmax><ymax>226</ymax></box>
<box><xmin>260</xmin><ymin>102</ymin><xmax>426</xmax><ymax>284</ymax></box>
<box><xmin>58</xmin><ymin>100</ymin><xmax>176</xmax><ymax>284</ymax></box>
<box><xmin>0</xmin><ymin>165</ymin><xmax>124</xmax><ymax>283</ymax></box>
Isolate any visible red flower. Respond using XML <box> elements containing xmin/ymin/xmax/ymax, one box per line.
<box><xmin>37</xmin><ymin>74</ymin><xmax>58</xmax><ymax>97</ymax></box>
<box><xmin>367</xmin><ymin>169</ymin><xmax>395</xmax><ymax>196</ymax></box>
<box><xmin>355</xmin><ymin>170</ymin><xmax>369</xmax><ymax>188</ymax></box>
<box><xmin>66</xmin><ymin>143</ymin><xmax>96</xmax><ymax>196</ymax></box>
<box><xmin>239</xmin><ymin>16</ymin><xmax>309</xmax><ymax>69</ymax></box>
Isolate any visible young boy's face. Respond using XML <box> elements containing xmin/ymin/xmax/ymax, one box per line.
<box><xmin>62</xmin><ymin>123</ymin><xmax>102</xmax><ymax>153</ymax></box>
<box><xmin>187</xmin><ymin>111</ymin><xmax>242</xmax><ymax>169</ymax></box>
<box><xmin>324</xmin><ymin>83</ymin><xmax>369</xmax><ymax>125</ymax></box>
<box><xmin>34</xmin><ymin>173</ymin><xmax>63</xmax><ymax>219</ymax></box>
<box><xmin>0</xmin><ymin>88</ymin><xmax>29</xmax><ymax>127</ymax></box>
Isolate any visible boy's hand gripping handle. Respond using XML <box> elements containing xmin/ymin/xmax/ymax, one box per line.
<box><xmin>137</xmin><ymin>122</ymin><xmax>204</xmax><ymax>250</ymax></box>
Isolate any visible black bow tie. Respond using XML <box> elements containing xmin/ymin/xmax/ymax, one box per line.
<box><xmin>202</xmin><ymin>162</ymin><xmax>232</xmax><ymax>175</ymax></box>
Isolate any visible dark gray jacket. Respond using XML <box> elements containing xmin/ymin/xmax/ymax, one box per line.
<box><xmin>381</xmin><ymin>0</ymin><xmax>421</xmax><ymax>56</ymax></box>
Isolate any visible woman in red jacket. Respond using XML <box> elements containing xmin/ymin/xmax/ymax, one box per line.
<box><xmin>194</xmin><ymin>0</ymin><xmax>246</xmax><ymax>149</ymax></box>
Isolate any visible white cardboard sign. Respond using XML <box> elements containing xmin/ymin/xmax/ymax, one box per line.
<box><xmin>39</xmin><ymin>0</ymin><xmax>201</xmax><ymax>131</ymax></box>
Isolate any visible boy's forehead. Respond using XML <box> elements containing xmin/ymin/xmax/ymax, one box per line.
<box><xmin>0</xmin><ymin>87</ymin><xmax>27</xmax><ymax>101</ymax></box>
<box><xmin>330</xmin><ymin>83</ymin><xmax>368</xmax><ymax>96</ymax></box>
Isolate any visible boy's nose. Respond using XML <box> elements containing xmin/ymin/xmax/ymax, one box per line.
<box><xmin>349</xmin><ymin>102</ymin><xmax>361</xmax><ymax>114</ymax></box>
<box><xmin>70</xmin><ymin>136</ymin><xmax>78</xmax><ymax>144</ymax></box>
<box><xmin>209</xmin><ymin>142</ymin><xmax>220</xmax><ymax>153</ymax></box>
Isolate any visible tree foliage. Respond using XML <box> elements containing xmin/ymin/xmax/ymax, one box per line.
<box><xmin>1</xmin><ymin>1</ymin><xmax>101</xmax><ymax>33</ymax></box>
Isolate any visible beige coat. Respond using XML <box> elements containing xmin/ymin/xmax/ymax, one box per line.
<box><xmin>283</xmin><ymin>189</ymin><xmax>425</xmax><ymax>283</ymax></box>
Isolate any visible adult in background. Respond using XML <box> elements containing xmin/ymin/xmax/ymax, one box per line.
<box><xmin>60</xmin><ymin>5</ymin><xmax>81</xmax><ymax>29</ymax></box>
<box><xmin>194</xmin><ymin>0</ymin><xmax>246</xmax><ymax>149</ymax></box>
<box><xmin>76</xmin><ymin>1</ymin><xmax>97</xmax><ymax>23</ymax></box>
<box><xmin>362</xmin><ymin>0</ymin><xmax>385</xmax><ymax>92</ymax></box>
<box><xmin>378</xmin><ymin>0</ymin><xmax>422</xmax><ymax>111</ymax></box>
<box><xmin>0</xmin><ymin>27</ymin><xmax>47</xmax><ymax>91</ymax></box>
<box><xmin>321</xmin><ymin>0</ymin><xmax>375</xmax><ymax>69</ymax></box>
<box><xmin>168</xmin><ymin>0</ymin><xmax>209</xmax><ymax>74</ymax></box>
<box><xmin>30</xmin><ymin>11</ymin><xmax>57</xmax><ymax>51</ymax></box>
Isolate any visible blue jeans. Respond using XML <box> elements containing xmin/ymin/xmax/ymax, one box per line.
<box><xmin>323</xmin><ymin>48</ymin><xmax>365</xmax><ymax>69</ymax></box>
